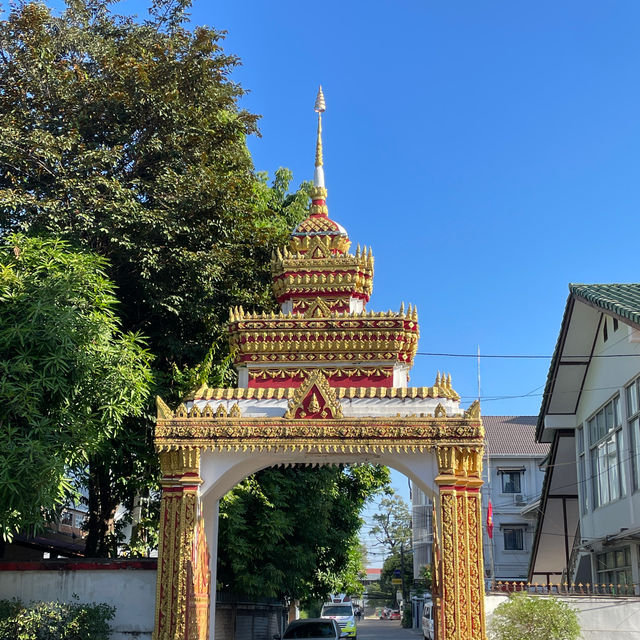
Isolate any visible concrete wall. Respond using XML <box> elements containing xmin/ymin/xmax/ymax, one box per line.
<box><xmin>485</xmin><ymin>594</ymin><xmax>640</xmax><ymax>639</ymax></box>
<box><xmin>0</xmin><ymin>560</ymin><xmax>156</xmax><ymax>639</ymax></box>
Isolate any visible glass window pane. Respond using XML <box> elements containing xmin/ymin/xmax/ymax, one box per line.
<box><xmin>608</xmin><ymin>438</ymin><xmax>619</xmax><ymax>502</ymax></box>
<box><xmin>628</xmin><ymin>385</ymin><xmax>638</xmax><ymax>418</ymax></box>
<box><xmin>577</xmin><ymin>427</ymin><xmax>584</xmax><ymax>453</ymax></box>
<box><xmin>598</xmin><ymin>444</ymin><xmax>610</xmax><ymax>505</ymax></box>
<box><xmin>597</xmin><ymin>411</ymin><xmax>605</xmax><ymax>440</ymax></box>
<box><xmin>618</xmin><ymin>430</ymin><xmax>627</xmax><ymax>497</ymax></box>
<box><xmin>614</xmin><ymin>397</ymin><xmax>620</xmax><ymax>426</ymax></box>
<box><xmin>633</xmin><ymin>419</ymin><xmax>640</xmax><ymax>491</ymax></box>
<box><xmin>592</xmin><ymin>449</ymin><xmax>600</xmax><ymax>508</ymax></box>
<box><xmin>605</xmin><ymin>403</ymin><xmax>614</xmax><ymax>431</ymax></box>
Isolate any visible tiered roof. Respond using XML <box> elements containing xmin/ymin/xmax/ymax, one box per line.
<box><xmin>228</xmin><ymin>88</ymin><xmax>421</xmax><ymax>390</ymax></box>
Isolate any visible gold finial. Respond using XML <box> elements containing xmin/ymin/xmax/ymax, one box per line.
<box><xmin>314</xmin><ymin>86</ymin><xmax>325</xmax><ymax>170</ymax></box>
<box><xmin>311</xmin><ymin>85</ymin><xmax>328</xmax><ymax>204</ymax></box>
<box><xmin>314</xmin><ymin>85</ymin><xmax>326</xmax><ymax>113</ymax></box>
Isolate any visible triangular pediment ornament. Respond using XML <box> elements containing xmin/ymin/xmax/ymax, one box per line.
<box><xmin>308</xmin><ymin>236</ymin><xmax>330</xmax><ymax>259</ymax></box>
<box><xmin>304</xmin><ymin>297</ymin><xmax>333</xmax><ymax>318</ymax></box>
<box><xmin>283</xmin><ymin>369</ymin><xmax>343</xmax><ymax>419</ymax></box>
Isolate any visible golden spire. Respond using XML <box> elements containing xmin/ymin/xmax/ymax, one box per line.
<box><xmin>310</xmin><ymin>85</ymin><xmax>328</xmax><ymax>214</ymax></box>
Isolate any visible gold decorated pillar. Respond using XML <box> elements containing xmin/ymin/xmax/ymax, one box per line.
<box><xmin>435</xmin><ymin>445</ymin><xmax>486</xmax><ymax>640</ymax></box>
<box><xmin>154</xmin><ymin>448</ymin><xmax>209</xmax><ymax>640</ymax></box>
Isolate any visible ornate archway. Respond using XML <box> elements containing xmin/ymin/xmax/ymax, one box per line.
<box><xmin>152</xmin><ymin>88</ymin><xmax>486</xmax><ymax>640</ymax></box>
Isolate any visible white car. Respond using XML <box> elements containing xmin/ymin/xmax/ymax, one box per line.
<box><xmin>422</xmin><ymin>600</ymin><xmax>434</xmax><ymax>640</ymax></box>
<box><xmin>320</xmin><ymin>602</ymin><xmax>357</xmax><ymax>638</ymax></box>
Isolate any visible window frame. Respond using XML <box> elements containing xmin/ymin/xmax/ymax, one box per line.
<box><xmin>588</xmin><ymin>396</ymin><xmax>626</xmax><ymax>509</ymax></box>
<box><xmin>502</xmin><ymin>527</ymin><xmax>525</xmax><ymax>551</ymax></box>
<box><xmin>596</xmin><ymin>546</ymin><xmax>632</xmax><ymax>588</ymax></box>
<box><xmin>626</xmin><ymin>376</ymin><xmax>640</xmax><ymax>492</ymax></box>
<box><xmin>500</xmin><ymin>471</ymin><xmax>522</xmax><ymax>494</ymax></box>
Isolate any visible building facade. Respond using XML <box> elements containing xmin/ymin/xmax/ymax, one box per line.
<box><xmin>530</xmin><ymin>284</ymin><xmax>640</xmax><ymax>589</ymax></box>
<box><xmin>412</xmin><ymin>416</ymin><xmax>548</xmax><ymax>582</ymax></box>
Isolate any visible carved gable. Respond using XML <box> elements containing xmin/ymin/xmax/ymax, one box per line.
<box><xmin>284</xmin><ymin>370</ymin><xmax>343</xmax><ymax>419</ymax></box>
<box><xmin>304</xmin><ymin>297</ymin><xmax>333</xmax><ymax>318</ymax></box>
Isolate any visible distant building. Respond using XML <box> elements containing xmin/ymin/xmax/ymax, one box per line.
<box><xmin>1</xmin><ymin>506</ymin><xmax>87</xmax><ymax>560</ymax></box>
<box><xmin>363</xmin><ymin>567</ymin><xmax>381</xmax><ymax>585</ymax></box>
<box><xmin>482</xmin><ymin>416</ymin><xmax>548</xmax><ymax>581</ymax></box>
<box><xmin>411</xmin><ymin>416</ymin><xmax>548</xmax><ymax>582</ymax></box>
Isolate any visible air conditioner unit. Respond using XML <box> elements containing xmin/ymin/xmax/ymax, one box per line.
<box><xmin>514</xmin><ymin>494</ymin><xmax>525</xmax><ymax>505</ymax></box>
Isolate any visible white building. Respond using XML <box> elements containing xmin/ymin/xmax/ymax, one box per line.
<box><xmin>481</xmin><ymin>416</ymin><xmax>548</xmax><ymax>582</ymax></box>
<box><xmin>412</xmin><ymin>416</ymin><xmax>548</xmax><ymax>582</ymax></box>
<box><xmin>530</xmin><ymin>284</ymin><xmax>640</xmax><ymax>588</ymax></box>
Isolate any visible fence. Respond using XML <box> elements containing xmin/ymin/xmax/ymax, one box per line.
<box><xmin>489</xmin><ymin>580</ymin><xmax>640</xmax><ymax>597</ymax></box>
<box><xmin>215</xmin><ymin>591</ymin><xmax>286</xmax><ymax>640</ymax></box>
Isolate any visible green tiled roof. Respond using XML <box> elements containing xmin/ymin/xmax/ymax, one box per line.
<box><xmin>570</xmin><ymin>283</ymin><xmax>640</xmax><ymax>327</ymax></box>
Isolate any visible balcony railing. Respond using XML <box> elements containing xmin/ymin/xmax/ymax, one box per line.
<box><xmin>488</xmin><ymin>580</ymin><xmax>640</xmax><ymax>597</ymax></box>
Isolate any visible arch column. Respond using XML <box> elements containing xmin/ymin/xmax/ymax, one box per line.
<box><xmin>435</xmin><ymin>445</ymin><xmax>486</xmax><ymax>640</ymax></box>
<box><xmin>154</xmin><ymin>448</ymin><xmax>209</xmax><ymax>640</ymax></box>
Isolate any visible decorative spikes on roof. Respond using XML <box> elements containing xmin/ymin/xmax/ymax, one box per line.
<box><xmin>228</xmin><ymin>303</ymin><xmax>418</xmax><ymax>323</ymax></box>
<box><xmin>271</xmin><ymin>243</ymin><xmax>374</xmax><ymax>266</ymax></box>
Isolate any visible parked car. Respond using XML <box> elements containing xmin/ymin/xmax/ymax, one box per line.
<box><xmin>320</xmin><ymin>601</ymin><xmax>357</xmax><ymax>638</ymax></box>
<box><xmin>422</xmin><ymin>600</ymin><xmax>434</xmax><ymax>640</ymax></box>
<box><xmin>388</xmin><ymin>610</ymin><xmax>401</xmax><ymax>620</ymax></box>
<box><xmin>274</xmin><ymin>618</ymin><xmax>349</xmax><ymax>639</ymax></box>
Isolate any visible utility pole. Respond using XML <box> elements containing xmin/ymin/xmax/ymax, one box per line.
<box><xmin>400</xmin><ymin>542</ymin><xmax>408</xmax><ymax>608</ymax></box>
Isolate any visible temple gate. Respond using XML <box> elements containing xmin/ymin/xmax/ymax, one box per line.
<box><xmin>153</xmin><ymin>88</ymin><xmax>486</xmax><ymax>640</ymax></box>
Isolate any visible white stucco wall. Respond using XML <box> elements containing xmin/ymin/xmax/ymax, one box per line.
<box><xmin>482</xmin><ymin>454</ymin><xmax>546</xmax><ymax>580</ymax></box>
<box><xmin>0</xmin><ymin>566</ymin><xmax>156</xmax><ymax>640</ymax></box>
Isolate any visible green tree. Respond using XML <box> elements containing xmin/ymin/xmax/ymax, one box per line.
<box><xmin>217</xmin><ymin>465</ymin><xmax>390</xmax><ymax>602</ymax></box>
<box><xmin>488</xmin><ymin>593</ymin><xmax>581</xmax><ymax>640</ymax></box>
<box><xmin>0</xmin><ymin>234</ymin><xmax>152</xmax><ymax>540</ymax></box>
<box><xmin>370</xmin><ymin>491</ymin><xmax>412</xmax><ymax>555</ymax></box>
<box><xmin>0</xmin><ymin>0</ymin><xmax>309</xmax><ymax>551</ymax></box>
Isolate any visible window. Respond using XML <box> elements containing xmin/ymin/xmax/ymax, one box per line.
<box><xmin>603</xmin><ymin>319</ymin><xmax>609</xmax><ymax>342</ymax></box>
<box><xmin>597</xmin><ymin>547</ymin><xmax>632</xmax><ymax>587</ymax></box>
<box><xmin>577</xmin><ymin>426</ymin><xmax>588</xmax><ymax>514</ymax></box>
<box><xmin>589</xmin><ymin>397</ymin><xmax>626</xmax><ymax>507</ymax></box>
<box><xmin>60</xmin><ymin>511</ymin><xmax>73</xmax><ymax>526</ymax></box>
<box><xmin>627</xmin><ymin>377</ymin><xmax>640</xmax><ymax>491</ymax></box>
<box><xmin>614</xmin><ymin>318</ymin><xmax>619</xmax><ymax>331</ymax></box>
<box><xmin>503</xmin><ymin>527</ymin><xmax>524</xmax><ymax>551</ymax></box>
<box><xmin>501</xmin><ymin>471</ymin><xmax>521</xmax><ymax>494</ymax></box>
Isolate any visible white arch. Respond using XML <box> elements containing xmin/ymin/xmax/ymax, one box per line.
<box><xmin>200</xmin><ymin>449</ymin><xmax>439</xmax><ymax>639</ymax></box>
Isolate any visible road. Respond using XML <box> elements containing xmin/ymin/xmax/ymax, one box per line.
<box><xmin>355</xmin><ymin>618</ymin><xmax>422</xmax><ymax>639</ymax></box>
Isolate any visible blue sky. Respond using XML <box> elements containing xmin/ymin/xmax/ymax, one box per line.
<box><xmin>65</xmin><ymin>0</ymin><xmax>640</xmax><ymax>418</ymax></box>
<box><xmin>179</xmin><ymin>0</ymin><xmax>640</xmax><ymax>420</ymax></box>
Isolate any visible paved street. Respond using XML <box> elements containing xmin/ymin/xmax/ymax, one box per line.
<box><xmin>356</xmin><ymin>618</ymin><xmax>421</xmax><ymax>639</ymax></box>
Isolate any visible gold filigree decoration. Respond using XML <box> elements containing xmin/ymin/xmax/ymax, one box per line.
<box><xmin>229</xmin><ymin>402</ymin><xmax>241</xmax><ymax>418</ymax></box>
<box><xmin>434</xmin><ymin>403</ymin><xmax>447</xmax><ymax>418</ymax></box>
<box><xmin>180</xmin><ymin>384</ymin><xmax>459</xmax><ymax>402</ymax></box>
<box><xmin>247</xmin><ymin>366</ymin><xmax>392</xmax><ymax>381</ymax></box>
<box><xmin>464</xmin><ymin>399</ymin><xmax>481</xmax><ymax>419</ymax></box>
<box><xmin>215</xmin><ymin>404</ymin><xmax>227</xmax><ymax>418</ymax></box>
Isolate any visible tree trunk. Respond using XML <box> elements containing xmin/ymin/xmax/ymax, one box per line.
<box><xmin>84</xmin><ymin>455</ymin><xmax>118</xmax><ymax>557</ymax></box>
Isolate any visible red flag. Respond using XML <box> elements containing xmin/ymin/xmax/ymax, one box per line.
<box><xmin>487</xmin><ymin>500</ymin><xmax>494</xmax><ymax>539</ymax></box>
